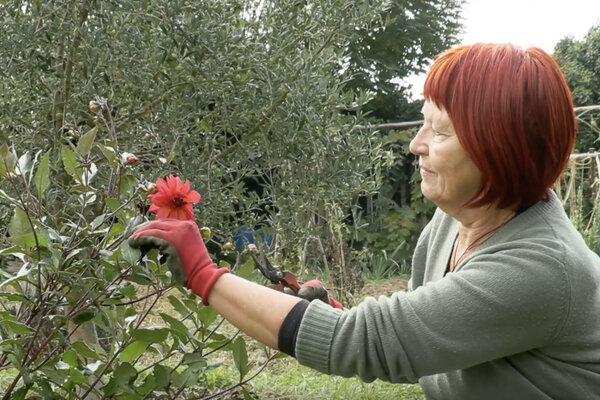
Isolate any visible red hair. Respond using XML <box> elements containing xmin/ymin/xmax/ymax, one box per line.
<box><xmin>424</xmin><ymin>43</ymin><xmax>577</xmax><ymax>210</ymax></box>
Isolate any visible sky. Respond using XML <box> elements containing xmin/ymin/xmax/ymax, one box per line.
<box><xmin>407</xmin><ymin>0</ymin><xmax>600</xmax><ymax>99</ymax></box>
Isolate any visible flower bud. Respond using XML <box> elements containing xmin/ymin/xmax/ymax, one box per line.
<box><xmin>146</xmin><ymin>182</ymin><xmax>159</xmax><ymax>195</ymax></box>
<box><xmin>223</xmin><ymin>242</ymin><xmax>235</xmax><ymax>251</ymax></box>
<box><xmin>126</xmin><ymin>154</ymin><xmax>140</xmax><ymax>165</ymax></box>
<box><xmin>89</xmin><ymin>100</ymin><xmax>100</xmax><ymax>113</ymax></box>
<box><xmin>121</xmin><ymin>152</ymin><xmax>140</xmax><ymax>165</ymax></box>
<box><xmin>200</xmin><ymin>226</ymin><xmax>212</xmax><ymax>239</ymax></box>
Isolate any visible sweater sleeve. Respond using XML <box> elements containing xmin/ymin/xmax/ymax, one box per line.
<box><xmin>294</xmin><ymin>245</ymin><xmax>570</xmax><ymax>383</ymax></box>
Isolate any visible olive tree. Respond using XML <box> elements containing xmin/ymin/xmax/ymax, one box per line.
<box><xmin>0</xmin><ymin>0</ymin><xmax>391</xmax><ymax>398</ymax></box>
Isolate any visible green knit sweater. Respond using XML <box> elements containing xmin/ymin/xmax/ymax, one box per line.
<box><xmin>294</xmin><ymin>192</ymin><xmax>600</xmax><ymax>399</ymax></box>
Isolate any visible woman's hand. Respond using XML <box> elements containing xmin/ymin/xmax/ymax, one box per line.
<box><xmin>127</xmin><ymin>219</ymin><xmax>229</xmax><ymax>305</ymax></box>
<box><xmin>297</xmin><ymin>280</ymin><xmax>345</xmax><ymax>309</ymax></box>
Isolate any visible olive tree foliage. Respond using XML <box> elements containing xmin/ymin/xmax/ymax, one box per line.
<box><xmin>553</xmin><ymin>24</ymin><xmax>600</xmax><ymax>152</ymax></box>
<box><xmin>0</xmin><ymin>0</ymin><xmax>390</xmax><ymax>398</ymax></box>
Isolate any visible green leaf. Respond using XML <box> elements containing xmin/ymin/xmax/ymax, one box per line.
<box><xmin>182</xmin><ymin>352</ymin><xmax>207</xmax><ymax>372</ymax></box>
<box><xmin>0</xmin><ymin>245</ymin><xmax>25</xmax><ymax>255</ymax></box>
<box><xmin>241</xmin><ymin>386</ymin><xmax>258</xmax><ymax>400</ymax></box>
<box><xmin>0</xmin><ymin>338</ymin><xmax>24</xmax><ymax>348</ymax></box>
<box><xmin>120</xmin><ymin>340</ymin><xmax>148</xmax><ymax>362</ymax></box>
<box><xmin>119</xmin><ymin>174</ymin><xmax>137</xmax><ymax>197</ymax></box>
<box><xmin>63</xmin><ymin>348</ymin><xmax>78</xmax><ymax>367</ymax></box>
<box><xmin>135</xmin><ymin>374</ymin><xmax>157</xmax><ymax>396</ymax></box>
<box><xmin>125</xmin><ymin>271</ymin><xmax>153</xmax><ymax>285</ymax></box>
<box><xmin>90</xmin><ymin>214</ymin><xmax>106</xmax><ymax>230</ymax></box>
<box><xmin>177</xmin><ymin>366</ymin><xmax>200</xmax><ymax>387</ymax></box>
<box><xmin>166</xmin><ymin>136</ymin><xmax>180</xmax><ymax>164</ymax></box>
<box><xmin>71</xmin><ymin>341</ymin><xmax>100</xmax><ymax>360</ymax></box>
<box><xmin>33</xmin><ymin>150</ymin><xmax>50</xmax><ymax>200</ymax></box>
<box><xmin>70</xmin><ymin>307</ymin><xmax>98</xmax><ymax>325</ymax></box>
<box><xmin>167</xmin><ymin>295</ymin><xmax>190</xmax><ymax>317</ymax></box>
<box><xmin>4</xmin><ymin>320</ymin><xmax>34</xmax><ymax>335</ymax></box>
<box><xmin>130</xmin><ymin>327</ymin><xmax>169</xmax><ymax>343</ymax></box>
<box><xmin>11</xmin><ymin>384</ymin><xmax>31</xmax><ymax>400</ymax></box>
<box><xmin>120</xmin><ymin>241</ymin><xmax>140</xmax><ymax>266</ymax></box>
<box><xmin>37</xmin><ymin>379</ymin><xmax>58</xmax><ymax>400</ymax></box>
<box><xmin>105</xmin><ymin>362</ymin><xmax>138</xmax><ymax>395</ymax></box>
<box><xmin>231</xmin><ymin>336</ymin><xmax>250</xmax><ymax>380</ymax></box>
<box><xmin>0</xmin><ymin>188</ymin><xmax>16</xmax><ymax>202</ymax></box>
<box><xmin>159</xmin><ymin>312</ymin><xmax>188</xmax><ymax>339</ymax></box>
<box><xmin>98</xmin><ymin>144</ymin><xmax>116</xmax><ymax>164</ymax></box>
<box><xmin>153</xmin><ymin>364</ymin><xmax>171</xmax><ymax>389</ymax></box>
<box><xmin>0</xmin><ymin>292</ymin><xmax>28</xmax><ymax>302</ymax></box>
<box><xmin>16</xmin><ymin>151</ymin><xmax>32</xmax><ymax>176</ymax></box>
<box><xmin>0</xmin><ymin>262</ymin><xmax>33</xmax><ymax>290</ymax></box>
<box><xmin>61</xmin><ymin>145</ymin><xmax>79</xmax><ymax>179</ymax></box>
<box><xmin>8</xmin><ymin>208</ymin><xmax>47</xmax><ymax>249</ymax></box>
<box><xmin>198</xmin><ymin>305</ymin><xmax>217</xmax><ymax>326</ymax></box>
<box><xmin>76</xmin><ymin>127</ymin><xmax>97</xmax><ymax>156</ymax></box>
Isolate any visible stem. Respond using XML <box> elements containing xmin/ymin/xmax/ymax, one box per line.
<box><xmin>82</xmin><ymin>283</ymin><xmax>163</xmax><ymax>398</ymax></box>
<box><xmin>64</xmin><ymin>156</ymin><xmax>92</xmax><ymax>251</ymax></box>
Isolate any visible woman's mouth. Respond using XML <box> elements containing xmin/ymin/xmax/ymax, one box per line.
<box><xmin>419</xmin><ymin>164</ymin><xmax>435</xmax><ymax>176</ymax></box>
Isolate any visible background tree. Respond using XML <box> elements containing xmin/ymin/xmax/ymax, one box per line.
<box><xmin>553</xmin><ymin>24</ymin><xmax>600</xmax><ymax>255</ymax></box>
<box><xmin>346</xmin><ymin>1</ymin><xmax>464</xmax><ymax>276</ymax></box>
<box><xmin>345</xmin><ymin>0</ymin><xmax>464</xmax><ymax>122</ymax></box>
<box><xmin>554</xmin><ymin>24</ymin><xmax>600</xmax><ymax>152</ymax></box>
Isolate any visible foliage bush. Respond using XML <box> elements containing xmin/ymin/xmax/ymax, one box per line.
<box><xmin>0</xmin><ymin>107</ymin><xmax>278</xmax><ymax>399</ymax></box>
<box><xmin>0</xmin><ymin>1</ymin><xmax>399</xmax><ymax>397</ymax></box>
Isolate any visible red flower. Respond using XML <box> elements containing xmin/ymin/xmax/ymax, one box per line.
<box><xmin>148</xmin><ymin>175</ymin><xmax>201</xmax><ymax>220</ymax></box>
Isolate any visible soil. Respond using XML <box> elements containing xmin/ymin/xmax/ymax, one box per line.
<box><xmin>355</xmin><ymin>278</ymin><xmax>408</xmax><ymax>300</ymax></box>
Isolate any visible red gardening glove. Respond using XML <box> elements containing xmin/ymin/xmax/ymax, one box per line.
<box><xmin>297</xmin><ymin>279</ymin><xmax>345</xmax><ymax>310</ymax></box>
<box><xmin>128</xmin><ymin>219</ymin><xmax>229</xmax><ymax>305</ymax></box>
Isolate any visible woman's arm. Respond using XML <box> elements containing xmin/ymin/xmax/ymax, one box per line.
<box><xmin>207</xmin><ymin>273</ymin><xmax>303</xmax><ymax>349</ymax></box>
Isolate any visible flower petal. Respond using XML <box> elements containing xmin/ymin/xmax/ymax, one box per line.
<box><xmin>156</xmin><ymin>206</ymin><xmax>172</xmax><ymax>219</ymax></box>
<box><xmin>149</xmin><ymin>192</ymin><xmax>170</xmax><ymax>207</ymax></box>
<box><xmin>155</xmin><ymin>177</ymin><xmax>168</xmax><ymax>193</ymax></box>
<box><xmin>185</xmin><ymin>190</ymin><xmax>201</xmax><ymax>204</ymax></box>
<box><xmin>182</xmin><ymin>204</ymin><xmax>195</xmax><ymax>220</ymax></box>
<box><xmin>168</xmin><ymin>175</ymin><xmax>182</xmax><ymax>191</ymax></box>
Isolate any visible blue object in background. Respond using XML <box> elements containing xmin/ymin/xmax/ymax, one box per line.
<box><xmin>234</xmin><ymin>226</ymin><xmax>273</xmax><ymax>252</ymax></box>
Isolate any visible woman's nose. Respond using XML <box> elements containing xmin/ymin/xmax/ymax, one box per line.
<box><xmin>409</xmin><ymin>126</ymin><xmax>427</xmax><ymax>156</ymax></box>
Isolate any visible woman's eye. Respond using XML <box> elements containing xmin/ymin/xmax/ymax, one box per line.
<box><xmin>432</xmin><ymin>129</ymin><xmax>443</xmax><ymax>136</ymax></box>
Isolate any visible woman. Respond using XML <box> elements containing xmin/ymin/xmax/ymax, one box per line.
<box><xmin>129</xmin><ymin>43</ymin><xmax>600</xmax><ymax>399</ymax></box>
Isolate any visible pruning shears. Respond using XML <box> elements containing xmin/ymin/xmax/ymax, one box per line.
<box><xmin>247</xmin><ymin>243</ymin><xmax>345</xmax><ymax>310</ymax></box>
<box><xmin>248</xmin><ymin>245</ymin><xmax>301</xmax><ymax>293</ymax></box>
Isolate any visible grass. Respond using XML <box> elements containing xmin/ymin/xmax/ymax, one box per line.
<box><xmin>205</xmin><ymin>358</ymin><xmax>425</xmax><ymax>400</ymax></box>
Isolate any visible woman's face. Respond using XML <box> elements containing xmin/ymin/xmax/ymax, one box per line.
<box><xmin>409</xmin><ymin>101</ymin><xmax>481</xmax><ymax>208</ymax></box>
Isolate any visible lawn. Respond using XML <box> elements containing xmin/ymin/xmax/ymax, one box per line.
<box><xmin>204</xmin><ymin>358</ymin><xmax>424</xmax><ymax>400</ymax></box>
<box><xmin>199</xmin><ymin>277</ymin><xmax>423</xmax><ymax>399</ymax></box>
